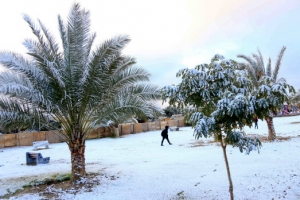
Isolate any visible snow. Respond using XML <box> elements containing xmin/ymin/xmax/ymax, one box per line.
<box><xmin>1</xmin><ymin>115</ymin><xmax>300</xmax><ymax>199</ymax></box>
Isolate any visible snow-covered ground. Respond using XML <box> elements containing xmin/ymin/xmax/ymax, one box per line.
<box><xmin>1</xmin><ymin>115</ymin><xmax>300</xmax><ymax>200</ymax></box>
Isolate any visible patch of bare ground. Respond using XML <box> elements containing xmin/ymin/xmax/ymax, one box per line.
<box><xmin>290</xmin><ymin>121</ymin><xmax>300</xmax><ymax>124</ymax></box>
<box><xmin>189</xmin><ymin>135</ymin><xmax>299</xmax><ymax>148</ymax></box>
<box><xmin>190</xmin><ymin>139</ymin><xmax>216</xmax><ymax>147</ymax></box>
<box><xmin>247</xmin><ymin>134</ymin><xmax>299</xmax><ymax>142</ymax></box>
<box><xmin>5</xmin><ymin>179</ymin><xmax>74</xmax><ymax>199</ymax></box>
<box><xmin>0</xmin><ymin>172</ymin><xmax>117</xmax><ymax>199</ymax></box>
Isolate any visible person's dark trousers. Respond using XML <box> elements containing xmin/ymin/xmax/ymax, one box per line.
<box><xmin>255</xmin><ymin>122</ymin><xmax>258</xmax><ymax>129</ymax></box>
<box><xmin>161</xmin><ymin>136</ymin><xmax>171</xmax><ymax>146</ymax></box>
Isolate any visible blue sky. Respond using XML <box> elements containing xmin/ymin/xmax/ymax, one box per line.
<box><xmin>0</xmin><ymin>0</ymin><xmax>299</xmax><ymax>93</ymax></box>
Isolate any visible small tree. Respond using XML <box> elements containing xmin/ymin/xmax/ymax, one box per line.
<box><xmin>161</xmin><ymin>54</ymin><xmax>293</xmax><ymax>199</ymax></box>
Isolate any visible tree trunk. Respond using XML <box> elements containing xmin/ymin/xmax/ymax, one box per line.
<box><xmin>70</xmin><ymin>135</ymin><xmax>86</xmax><ymax>182</ymax></box>
<box><xmin>114</xmin><ymin>127</ymin><xmax>119</xmax><ymax>137</ymax></box>
<box><xmin>220</xmin><ymin>138</ymin><xmax>234</xmax><ymax>200</ymax></box>
<box><xmin>266</xmin><ymin>115</ymin><xmax>276</xmax><ymax>141</ymax></box>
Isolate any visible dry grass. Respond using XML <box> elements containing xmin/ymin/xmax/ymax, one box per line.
<box><xmin>0</xmin><ymin>172</ymin><xmax>105</xmax><ymax>199</ymax></box>
<box><xmin>10</xmin><ymin>179</ymin><xmax>73</xmax><ymax>199</ymax></box>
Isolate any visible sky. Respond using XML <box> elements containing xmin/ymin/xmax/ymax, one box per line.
<box><xmin>1</xmin><ymin>115</ymin><xmax>300</xmax><ymax>199</ymax></box>
<box><xmin>0</xmin><ymin>0</ymin><xmax>299</xmax><ymax>100</ymax></box>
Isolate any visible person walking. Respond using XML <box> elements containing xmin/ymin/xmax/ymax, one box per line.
<box><xmin>161</xmin><ymin>126</ymin><xmax>172</xmax><ymax>146</ymax></box>
<box><xmin>254</xmin><ymin>116</ymin><xmax>258</xmax><ymax>129</ymax></box>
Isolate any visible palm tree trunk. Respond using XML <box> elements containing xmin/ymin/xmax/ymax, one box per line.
<box><xmin>70</xmin><ymin>135</ymin><xmax>86</xmax><ymax>182</ymax></box>
<box><xmin>266</xmin><ymin>115</ymin><xmax>276</xmax><ymax>141</ymax></box>
<box><xmin>220</xmin><ymin>137</ymin><xmax>234</xmax><ymax>200</ymax></box>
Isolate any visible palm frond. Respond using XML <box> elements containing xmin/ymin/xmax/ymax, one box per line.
<box><xmin>0</xmin><ymin>96</ymin><xmax>38</xmax><ymax>129</ymax></box>
<box><xmin>80</xmin><ymin>32</ymin><xmax>96</xmax><ymax>85</ymax></box>
<box><xmin>22</xmin><ymin>15</ymin><xmax>66</xmax><ymax>90</ymax></box>
<box><xmin>256</xmin><ymin>48</ymin><xmax>265</xmax><ymax>68</ymax></box>
<box><xmin>23</xmin><ymin>14</ymin><xmax>55</xmax><ymax>60</ymax></box>
<box><xmin>266</xmin><ymin>58</ymin><xmax>271</xmax><ymax>77</ymax></box>
<box><xmin>273</xmin><ymin>46</ymin><xmax>286</xmax><ymax>81</ymax></box>
<box><xmin>237</xmin><ymin>54</ymin><xmax>257</xmax><ymax>70</ymax></box>
<box><xmin>91</xmin><ymin>86</ymin><xmax>162</xmax><ymax>127</ymax></box>
<box><xmin>59</xmin><ymin>3</ymin><xmax>93</xmax><ymax>101</ymax></box>
<box><xmin>130</xmin><ymin>84</ymin><xmax>161</xmax><ymax>100</ymax></box>
<box><xmin>78</xmin><ymin>35</ymin><xmax>131</xmax><ymax>103</ymax></box>
<box><xmin>89</xmin><ymin>35</ymin><xmax>131</xmax><ymax>73</ymax></box>
<box><xmin>0</xmin><ymin>51</ymin><xmax>44</xmax><ymax>81</ymax></box>
<box><xmin>58</xmin><ymin>15</ymin><xmax>68</xmax><ymax>59</ymax></box>
<box><xmin>252</xmin><ymin>53</ymin><xmax>265</xmax><ymax>76</ymax></box>
<box><xmin>237</xmin><ymin>62</ymin><xmax>259</xmax><ymax>88</ymax></box>
<box><xmin>37</xmin><ymin>19</ymin><xmax>61</xmax><ymax>58</ymax></box>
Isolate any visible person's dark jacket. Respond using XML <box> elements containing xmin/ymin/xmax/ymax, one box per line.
<box><xmin>161</xmin><ymin>126</ymin><xmax>169</xmax><ymax>137</ymax></box>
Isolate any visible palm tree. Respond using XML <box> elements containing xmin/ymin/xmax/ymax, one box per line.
<box><xmin>237</xmin><ymin>46</ymin><xmax>288</xmax><ymax>140</ymax></box>
<box><xmin>0</xmin><ymin>3</ymin><xmax>162</xmax><ymax>182</ymax></box>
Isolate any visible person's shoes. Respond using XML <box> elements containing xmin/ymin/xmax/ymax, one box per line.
<box><xmin>169</xmin><ymin>143</ymin><xmax>172</xmax><ymax>145</ymax></box>
<box><xmin>161</xmin><ymin>144</ymin><xmax>163</xmax><ymax>146</ymax></box>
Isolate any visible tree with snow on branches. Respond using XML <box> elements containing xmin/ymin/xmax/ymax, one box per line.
<box><xmin>161</xmin><ymin>54</ymin><xmax>293</xmax><ymax>200</ymax></box>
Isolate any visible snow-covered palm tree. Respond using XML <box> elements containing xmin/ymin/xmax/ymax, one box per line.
<box><xmin>0</xmin><ymin>3</ymin><xmax>162</xmax><ymax>182</ymax></box>
<box><xmin>237</xmin><ymin>46</ymin><xmax>289</xmax><ymax>140</ymax></box>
